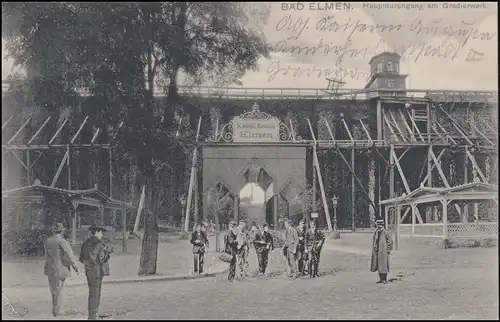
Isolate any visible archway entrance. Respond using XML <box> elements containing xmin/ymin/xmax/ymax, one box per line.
<box><xmin>201</xmin><ymin>103</ymin><xmax>307</xmax><ymax>229</ymax></box>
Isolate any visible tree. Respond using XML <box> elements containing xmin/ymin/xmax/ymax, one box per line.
<box><xmin>207</xmin><ymin>184</ymin><xmax>233</xmax><ymax>251</ymax></box>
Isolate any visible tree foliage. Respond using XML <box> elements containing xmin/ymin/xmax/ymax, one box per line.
<box><xmin>2</xmin><ymin>2</ymin><xmax>270</xmax><ymax>273</ymax></box>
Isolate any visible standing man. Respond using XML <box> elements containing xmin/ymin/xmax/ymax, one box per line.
<box><xmin>225</xmin><ymin>220</ymin><xmax>238</xmax><ymax>282</ymax></box>
<box><xmin>235</xmin><ymin>220</ymin><xmax>250</xmax><ymax>278</ymax></box>
<box><xmin>305</xmin><ymin>220</ymin><xmax>325</xmax><ymax>279</ymax></box>
<box><xmin>283</xmin><ymin>219</ymin><xmax>299</xmax><ymax>278</ymax></box>
<box><xmin>296</xmin><ymin>219</ymin><xmax>307</xmax><ymax>276</ymax></box>
<box><xmin>370</xmin><ymin>219</ymin><xmax>393</xmax><ymax>284</ymax></box>
<box><xmin>79</xmin><ymin>224</ymin><xmax>112</xmax><ymax>320</ymax></box>
<box><xmin>254</xmin><ymin>222</ymin><xmax>274</xmax><ymax>276</ymax></box>
<box><xmin>190</xmin><ymin>223</ymin><xmax>209</xmax><ymax>275</ymax></box>
<box><xmin>44</xmin><ymin>222</ymin><xmax>79</xmax><ymax>317</ymax></box>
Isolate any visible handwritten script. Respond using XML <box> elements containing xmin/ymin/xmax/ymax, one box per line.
<box><xmin>266</xmin><ymin>13</ymin><xmax>496</xmax><ymax>83</ymax></box>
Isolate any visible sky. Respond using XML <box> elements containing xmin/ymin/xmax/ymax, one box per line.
<box><xmin>2</xmin><ymin>2</ymin><xmax>498</xmax><ymax>91</ymax></box>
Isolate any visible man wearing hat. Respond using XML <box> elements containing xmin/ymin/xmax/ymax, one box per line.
<box><xmin>79</xmin><ymin>223</ymin><xmax>112</xmax><ymax>320</ymax></box>
<box><xmin>44</xmin><ymin>222</ymin><xmax>80</xmax><ymax>317</ymax></box>
<box><xmin>370</xmin><ymin>219</ymin><xmax>393</xmax><ymax>284</ymax></box>
<box><xmin>305</xmin><ymin>220</ymin><xmax>325</xmax><ymax>278</ymax></box>
<box><xmin>296</xmin><ymin>219</ymin><xmax>307</xmax><ymax>276</ymax></box>
<box><xmin>283</xmin><ymin>219</ymin><xmax>299</xmax><ymax>278</ymax></box>
<box><xmin>224</xmin><ymin>220</ymin><xmax>238</xmax><ymax>281</ymax></box>
<box><xmin>190</xmin><ymin>223</ymin><xmax>209</xmax><ymax>275</ymax></box>
<box><xmin>253</xmin><ymin>222</ymin><xmax>274</xmax><ymax>276</ymax></box>
<box><xmin>234</xmin><ymin>220</ymin><xmax>250</xmax><ymax>278</ymax></box>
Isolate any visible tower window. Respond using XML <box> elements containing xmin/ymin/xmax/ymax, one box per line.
<box><xmin>387</xmin><ymin>61</ymin><xmax>393</xmax><ymax>72</ymax></box>
<box><xmin>376</xmin><ymin>63</ymin><xmax>383</xmax><ymax>73</ymax></box>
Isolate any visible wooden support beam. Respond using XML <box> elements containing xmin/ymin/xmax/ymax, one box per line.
<box><xmin>376</xmin><ymin>100</ymin><xmax>383</xmax><ymax>140</ymax></box>
<box><xmin>313</xmin><ymin>145</ymin><xmax>332</xmax><ymax>232</ymax></box>
<box><xmin>29</xmin><ymin>151</ymin><xmax>45</xmax><ymax>169</ymax></box>
<box><xmin>9</xmin><ymin>150</ymin><xmax>28</xmax><ymax>170</ymax></box>
<box><xmin>7</xmin><ymin>116</ymin><xmax>32</xmax><ymax>145</ymax></box>
<box><xmin>323</xmin><ymin>116</ymin><xmax>336</xmax><ymax>144</ymax></box>
<box><xmin>383</xmin><ymin>113</ymin><xmax>397</xmax><ymax>141</ymax></box>
<box><xmin>70</xmin><ymin>116</ymin><xmax>89</xmax><ymax>144</ymax></box>
<box><xmin>49</xmin><ymin>118</ymin><xmax>69</xmax><ymax>145</ymax></box>
<box><xmin>390</xmin><ymin>148</ymin><xmax>411</xmax><ymax>194</ymax></box>
<box><xmin>122</xmin><ymin>204</ymin><xmax>127</xmax><ymax>253</ymax></box>
<box><xmin>442</xmin><ymin>199</ymin><xmax>448</xmax><ymax>239</ymax></box>
<box><xmin>388</xmin><ymin>109</ymin><xmax>408</xmax><ymax>142</ymax></box>
<box><xmin>437</xmin><ymin>105</ymin><xmax>473</xmax><ymax>145</ymax></box>
<box><xmin>398</xmin><ymin>109</ymin><xmax>417</xmax><ymax>141</ymax></box>
<box><xmin>435</xmin><ymin>123</ymin><xmax>457</xmax><ymax>145</ymax></box>
<box><xmin>421</xmin><ymin>148</ymin><xmax>446</xmax><ymax>184</ymax></box>
<box><xmin>359</xmin><ymin>119</ymin><xmax>372</xmax><ymax>143</ymax></box>
<box><xmin>51</xmin><ymin>151</ymin><xmax>69</xmax><ymax>187</ymax></box>
<box><xmin>335</xmin><ymin>148</ymin><xmax>378</xmax><ymax>212</ymax></box>
<box><xmin>26</xmin><ymin>150</ymin><xmax>31</xmax><ymax>184</ymax></box>
<box><xmin>289</xmin><ymin>119</ymin><xmax>297</xmax><ymax>141</ymax></box>
<box><xmin>405</xmin><ymin>109</ymin><xmax>425</xmax><ymax>141</ymax></box>
<box><xmin>350</xmin><ymin>147</ymin><xmax>355</xmax><ymax>231</ymax></box>
<box><xmin>400</xmin><ymin>206</ymin><xmax>411</xmax><ymax>222</ymax></box>
<box><xmin>28</xmin><ymin>117</ymin><xmax>51</xmax><ymax>145</ymax></box>
<box><xmin>396</xmin><ymin>148</ymin><xmax>410</xmax><ymax>163</ymax></box>
<box><xmin>429</xmin><ymin>146</ymin><xmax>462</xmax><ymax>215</ymax></box>
<box><xmin>307</xmin><ymin>118</ymin><xmax>317</xmax><ymax>143</ymax></box>
<box><xmin>2</xmin><ymin>115</ymin><xmax>14</xmax><ymax>131</ymax></box>
<box><xmin>91</xmin><ymin>128</ymin><xmax>100</xmax><ymax>144</ymax></box>
<box><xmin>341</xmin><ymin>118</ymin><xmax>354</xmax><ymax>142</ymax></box>
<box><xmin>465</xmin><ymin>149</ymin><xmax>487</xmax><ymax>182</ymax></box>
<box><xmin>479</xmin><ymin>117</ymin><xmax>498</xmax><ymax>135</ymax></box>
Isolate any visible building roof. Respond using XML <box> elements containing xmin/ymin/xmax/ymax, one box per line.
<box><xmin>368</xmin><ymin>52</ymin><xmax>402</xmax><ymax>65</ymax></box>
<box><xmin>2</xmin><ymin>182</ymin><xmax>135</xmax><ymax>210</ymax></box>
<box><xmin>379</xmin><ymin>182</ymin><xmax>498</xmax><ymax>206</ymax></box>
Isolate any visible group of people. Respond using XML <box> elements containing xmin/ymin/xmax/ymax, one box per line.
<box><xmin>43</xmin><ymin>222</ymin><xmax>112</xmax><ymax>320</ymax></box>
<box><xmin>190</xmin><ymin>217</ymin><xmax>394</xmax><ymax>284</ymax></box>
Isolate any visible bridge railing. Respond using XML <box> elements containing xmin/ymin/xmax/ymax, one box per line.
<box><xmin>2</xmin><ymin>81</ymin><xmax>498</xmax><ymax>102</ymax></box>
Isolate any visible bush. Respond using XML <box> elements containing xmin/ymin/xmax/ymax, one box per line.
<box><xmin>3</xmin><ymin>228</ymin><xmax>50</xmax><ymax>257</ymax></box>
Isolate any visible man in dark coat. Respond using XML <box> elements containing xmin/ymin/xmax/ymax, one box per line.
<box><xmin>305</xmin><ymin>220</ymin><xmax>325</xmax><ymax>278</ymax></box>
<box><xmin>370</xmin><ymin>219</ymin><xmax>393</xmax><ymax>284</ymax></box>
<box><xmin>79</xmin><ymin>224</ymin><xmax>112</xmax><ymax>320</ymax></box>
<box><xmin>224</xmin><ymin>220</ymin><xmax>238</xmax><ymax>282</ymax></box>
<box><xmin>296</xmin><ymin>219</ymin><xmax>307</xmax><ymax>276</ymax></box>
<box><xmin>253</xmin><ymin>222</ymin><xmax>274</xmax><ymax>276</ymax></box>
<box><xmin>190</xmin><ymin>223</ymin><xmax>209</xmax><ymax>275</ymax></box>
<box><xmin>235</xmin><ymin>220</ymin><xmax>250</xmax><ymax>278</ymax></box>
<box><xmin>44</xmin><ymin>222</ymin><xmax>80</xmax><ymax>317</ymax></box>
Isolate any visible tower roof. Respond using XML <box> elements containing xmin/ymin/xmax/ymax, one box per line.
<box><xmin>369</xmin><ymin>52</ymin><xmax>401</xmax><ymax>65</ymax></box>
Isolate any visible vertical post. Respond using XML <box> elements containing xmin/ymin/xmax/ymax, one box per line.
<box><xmin>109</xmin><ymin>148</ymin><xmax>116</xmax><ymax>230</ymax></box>
<box><xmin>67</xmin><ymin>145</ymin><xmax>72</xmax><ymax>190</ymax></box>
<box><xmin>351</xmin><ymin>148</ymin><xmax>356</xmax><ymax>231</ymax></box>
<box><xmin>463</xmin><ymin>151</ymin><xmax>469</xmax><ymax>222</ymax></box>
<box><xmin>184</xmin><ymin>148</ymin><xmax>198</xmax><ymax>232</ymax></box>
<box><xmin>384</xmin><ymin>205</ymin><xmax>388</xmax><ymax>230</ymax></box>
<box><xmin>273</xmin><ymin>194</ymin><xmax>279</xmax><ymax>230</ymax></box>
<box><xmin>311</xmin><ymin>159</ymin><xmax>316</xmax><ymax>229</ymax></box>
<box><xmin>426</xmin><ymin>102</ymin><xmax>432</xmax><ymax>142</ymax></box>
<box><xmin>203</xmin><ymin>193</ymin><xmax>209</xmax><ymax>223</ymax></box>
<box><xmin>442</xmin><ymin>199</ymin><xmax>448</xmax><ymax>240</ymax></box>
<box><xmin>71</xmin><ymin>202</ymin><xmax>78</xmax><ymax>247</ymax></box>
<box><xmin>395</xmin><ymin>206</ymin><xmax>400</xmax><ymax>250</ymax></box>
<box><xmin>26</xmin><ymin>150</ymin><xmax>31</xmax><ymax>185</ymax></box>
<box><xmin>233</xmin><ymin>195</ymin><xmax>239</xmax><ymax>222</ymax></box>
<box><xmin>100</xmin><ymin>206</ymin><xmax>105</xmax><ymax>226</ymax></box>
<box><xmin>426</xmin><ymin>146</ymin><xmax>433</xmax><ymax>222</ymax></box>
<box><xmin>193</xmin><ymin>170</ymin><xmax>199</xmax><ymax>227</ymax></box>
<box><xmin>122</xmin><ymin>204</ymin><xmax>127</xmax><ymax>253</ymax></box>
<box><xmin>376</xmin><ymin>100</ymin><xmax>382</xmax><ymax>140</ymax></box>
<box><xmin>411</xmin><ymin>204</ymin><xmax>416</xmax><ymax>236</ymax></box>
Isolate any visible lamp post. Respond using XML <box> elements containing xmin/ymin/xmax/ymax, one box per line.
<box><xmin>332</xmin><ymin>195</ymin><xmax>339</xmax><ymax>231</ymax></box>
<box><xmin>179</xmin><ymin>196</ymin><xmax>187</xmax><ymax>231</ymax></box>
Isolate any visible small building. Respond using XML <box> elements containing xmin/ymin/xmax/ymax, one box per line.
<box><xmin>364</xmin><ymin>52</ymin><xmax>408</xmax><ymax>97</ymax></box>
<box><xmin>2</xmin><ymin>180</ymin><xmax>135</xmax><ymax>255</ymax></box>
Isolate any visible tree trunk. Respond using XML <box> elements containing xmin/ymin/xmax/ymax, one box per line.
<box><xmin>138</xmin><ymin>39</ymin><xmax>159</xmax><ymax>276</ymax></box>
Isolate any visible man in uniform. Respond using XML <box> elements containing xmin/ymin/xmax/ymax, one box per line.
<box><xmin>283</xmin><ymin>219</ymin><xmax>299</xmax><ymax>278</ymax></box>
<box><xmin>44</xmin><ymin>222</ymin><xmax>80</xmax><ymax>317</ymax></box>
<box><xmin>224</xmin><ymin>220</ymin><xmax>238</xmax><ymax>282</ymax></box>
<box><xmin>79</xmin><ymin>224</ymin><xmax>112</xmax><ymax>320</ymax></box>
<box><xmin>305</xmin><ymin>220</ymin><xmax>325</xmax><ymax>279</ymax></box>
<box><xmin>190</xmin><ymin>223</ymin><xmax>209</xmax><ymax>275</ymax></box>
<box><xmin>253</xmin><ymin>222</ymin><xmax>274</xmax><ymax>276</ymax></box>
<box><xmin>370</xmin><ymin>219</ymin><xmax>393</xmax><ymax>284</ymax></box>
<box><xmin>296</xmin><ymin>219</ymin><xmax>307</xmax><ymax>276</ymax></box>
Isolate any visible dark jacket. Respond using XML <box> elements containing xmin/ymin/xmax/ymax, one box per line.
<box><xmin>370</xmin><ymin>228</ymin><xmax>393</xmax><ymax>274</ymax></box>
<box><xmin>296</xmin><ymin>226</ymin><xmax>306</xmax><ymax>253</ymax></box>
<box><xmin>253</xmin><ymin>230</ymin><xmax>274</xmax><ymax>253</ymax></box>
<box><xmin>190</xmin><ymin>231</ymin><xmax>208</xmax><ymax>253</ymax></box>
<box><xmin>79</xmin><ymin>236</ymin><xmax>111</xmax><ymax>280</ymax></box>
<box><xmin>224</xmin><ymin>230</ymin><xmax>238</xmax><ymax>255</ymax></box>
<box><xmin>305</xmin><ymin>229</ymin><xmax>325</xmax><ymax>253</ymax></box>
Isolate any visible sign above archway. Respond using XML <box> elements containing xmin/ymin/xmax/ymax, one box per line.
<box><xmin>211</xmin><ymin>103</ymin><xmax>301</xmax><ymax>143</ymax></box>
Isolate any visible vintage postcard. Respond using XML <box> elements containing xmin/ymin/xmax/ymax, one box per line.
<box><xmin>2</xmin><ymin>2</ymin><xmax>498</xmax><ymax>320</ymax></box>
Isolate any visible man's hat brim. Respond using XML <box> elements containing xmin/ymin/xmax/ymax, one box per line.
<box><xmin>88</xmin><ymin>225</ymin><xmax>107</xmax><ymax>232</ymax></box>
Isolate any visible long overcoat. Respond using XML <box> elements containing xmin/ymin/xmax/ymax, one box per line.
<box><xmin>370</xmin><ymin>228</ymin><xmax>393</xmax><ymax>274</ymax></box>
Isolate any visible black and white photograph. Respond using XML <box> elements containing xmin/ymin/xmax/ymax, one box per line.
<box><xmin>1</xmin><ymin>2</ymin><xmax>498</xmax><ymax>320</ymax></box>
